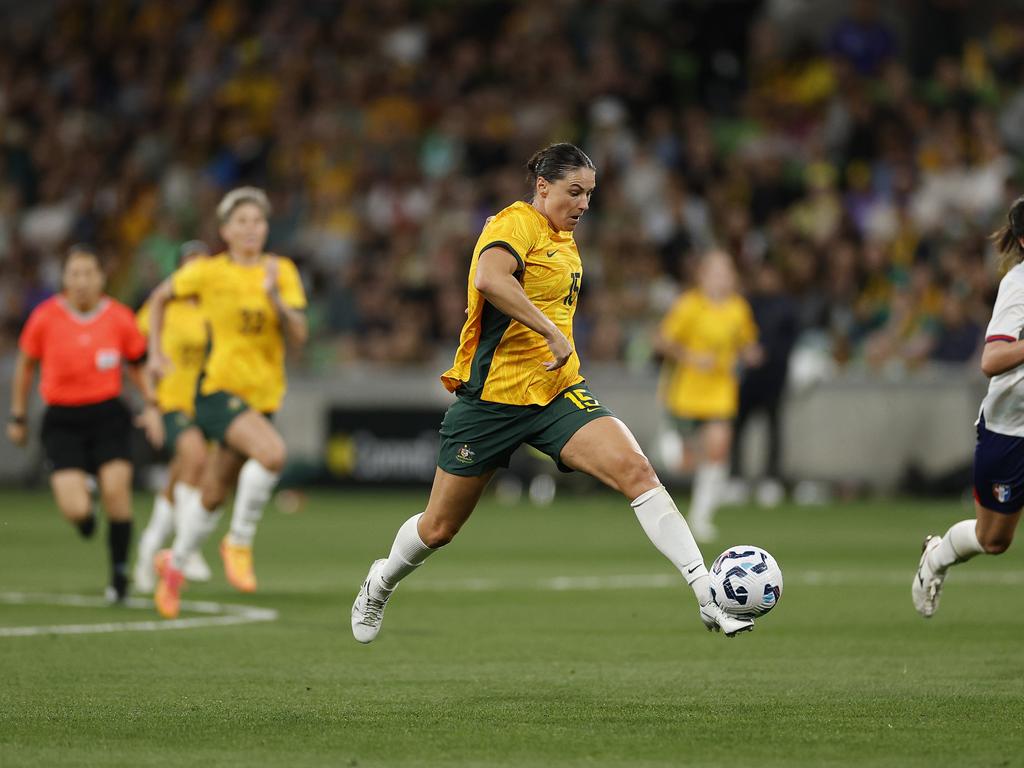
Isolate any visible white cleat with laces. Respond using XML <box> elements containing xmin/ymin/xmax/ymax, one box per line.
<box><xmin>351</xmin><ymin>559</ymin><xmax>392</xmax><ymax>644</ymax></box>
<box><xmin>912</xmin><ymin>534</ymin><xmax>945</xmax><ymax>618</ymax></box>
<box><xmin>699</xmin><ymin>601</ymin><xmax>754</xmax><ymax>637</ymax></box>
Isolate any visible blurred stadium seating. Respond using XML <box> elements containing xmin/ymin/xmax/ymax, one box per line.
<box><xmin>0</xmin><ymin>0</ymin><xmax>1019</xmax><ymax>488</ymax></box>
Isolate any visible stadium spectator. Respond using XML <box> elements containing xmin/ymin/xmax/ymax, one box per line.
<box><xmin>0</xmin><ymin>0</ymin><xmax>1015</xmax><ymax>385</ymax></box>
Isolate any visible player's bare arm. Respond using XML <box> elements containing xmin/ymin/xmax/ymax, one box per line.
<box><xmin>264</xmin><ymin>257</ymin><xmax>308</xmax><ymax>348</ymax></box>
<box><xmin>980</xmin><ymin>339</ymin><xmax>1024</xmax><ymax>377</ymax></box>
<box><xmin>144</xmin><ymin>278</ymin><xmax>175</xmax><ymax>380</ymax></box>
<box><xmin>125</xmin><ymin>361</ymin><xmax>164</xmax><ymax>449</ymax></box>
<box><xmin>6</xmin><ymin>351</ymin><xmax>37</xmax><ymax>446</ymax></box>
<box><xmin>474</xmin><ymin>247</ymin><xmax>572</xmax><ymax>371</ymax></box>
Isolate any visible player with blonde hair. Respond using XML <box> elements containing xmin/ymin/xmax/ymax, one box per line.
<box><xmin>145</xmin><ymin>187</ymin><xmax>307</xmax><ymax>618</ymax></box>
<box><xmin>655</xmin><ymin>250</ymin><xmax>762</xmax><ymax>542</ymax></box>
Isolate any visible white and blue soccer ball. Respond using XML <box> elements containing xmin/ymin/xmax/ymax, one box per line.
<box><xmin>709</xmin><ymin>545</ymin><xmax>783</xmax><ymax>619</ymax></box>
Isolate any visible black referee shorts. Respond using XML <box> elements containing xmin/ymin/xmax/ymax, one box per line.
<box><xmin>41</xmin><ymin>398</ymin><xmax>133</xmax><ymax>474</ymax></box>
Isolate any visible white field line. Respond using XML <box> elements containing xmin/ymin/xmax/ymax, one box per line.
<box><xmin>0</xmin><ymin>592</ymin><xmax>278</xmax><ymax>638</ymax></box>
<box><xmin>404</xmin><ymin>569</ymin><xmax>1024</xmax><ymax>593</ymax></box>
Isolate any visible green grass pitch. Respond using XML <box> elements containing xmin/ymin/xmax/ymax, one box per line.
<box><xmin>1</xmin><ymin>487</ymin><xmax>1023</xmax><ymax>767</ymax></box>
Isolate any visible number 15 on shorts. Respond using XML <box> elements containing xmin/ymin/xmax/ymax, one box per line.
<box><xmin>564</xmin><ymin>387</ymin><xmax>602</xmax><ymax>412</ymax></box>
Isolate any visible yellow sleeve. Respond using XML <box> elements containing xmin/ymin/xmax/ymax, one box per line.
<box><xmin>477</xmin><ymin>209</ymin><xmax>540</xmax><ymax>271</ymax></box>
<box><xmin>660</xmin><ymin>294</ymin><xmax>695</xmax><ymax>346</ymax></box>
<box><xmin>736</xmin><ymin>299</ymin><xmax>758</xmax><ymax>347</ymax></box>
<box><xmin>276</xmin><ymin>257</ymin><xmax>307</xmax><ymax>309</ymax></box>
<box><xmin>171</xmin><ymin>258</ymin><xmax>207</xmax><ymax>299</ymax></box>
<box><xmin>136</xmin><ymin>301</ymin><xmax>151</xmax><ymax>336</ymax></box>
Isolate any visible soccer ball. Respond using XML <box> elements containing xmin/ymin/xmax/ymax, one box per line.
<box><xmin>709</xmin><ymin>545</ymin><xmax>783</xmax><ymax>619</ymax></box>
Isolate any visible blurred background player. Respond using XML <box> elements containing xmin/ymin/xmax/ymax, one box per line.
<box><xmin>146</xmin><ymin>187</ymin><xmax>307</xmax><ymax>618</ymax></box>
<box><xmin>351</xmin><ymin>144</ymin><xmax>752</xmax><ymax>644</ymax></box>
<box><xmin>655</xmin><ymin>250</ymin><xmax>762</xmax><ymax>542</ymax></box>
<box><xmin>6</xmin><ymin>245</ymin><xmax>163</xmax><ymax>602</ymax></box>
<box><xmin>913</xmin><ymin>196</ymin><xmax>1024</xmax><ymax>618</ymax></box>
<box><xmin>133</xmin><ymin>240</ymin><xmax>213</xmax><ymax>592</ymax></box>
<box><xmin>730</xmin><ymin>261</ymin><xmax>800</xmax><ymax>506</ymax></box>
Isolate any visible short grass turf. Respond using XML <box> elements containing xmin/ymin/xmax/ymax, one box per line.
<box><xmin>1</xmin><ymin>488</ymin><xmax>1023</xmax><ymax>767</ymax></box>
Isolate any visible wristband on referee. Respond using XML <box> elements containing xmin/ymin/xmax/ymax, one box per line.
<box><xmin>8</xmin><ymin>414</ymin><xmax>26</xmax><ymax>426</ymax></box>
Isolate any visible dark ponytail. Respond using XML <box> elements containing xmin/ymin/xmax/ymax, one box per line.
<box><xmin>526</xmin><ymin>143</ymin><xmax>595</xmax><ymax>189</ymax></box>
<box><xmin>992</xmin><ymin>195</ymin><xmax>1024</xmax><ymax>272</ymax></box>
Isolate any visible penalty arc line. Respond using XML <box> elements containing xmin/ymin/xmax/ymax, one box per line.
<box><xmin>0</xmin><ymin>592</ymin><xmax>278</xmax><ymax>638</ymax></box>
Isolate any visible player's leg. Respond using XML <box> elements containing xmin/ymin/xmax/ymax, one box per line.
<box><xmin>156</xmin><ymin>444</ymin><xmax>243</xmax><ymax>617</ymax></box>
<box><xmin>133</xmin><ymin>457</ymin><xmax>178</xmax><ymax>593</ymax></box>
<box><xmin>171</xmin><ymin>426</ymin><xmax>212</xmax><ymax>582</ymax></box>
<box><xmin>219</xmin><ymin>410</ymin><xmax>285</xmax><ymax>591</ymax></box>
<box><xmin>352</xmin><ymin>467</ymin><xmax>494</xmax><ymax>643</ymax></box>
<box><xmin>913</xmin><ymin>500</ymin><xmax>1020</xmax><ymax>618</ymax></box>
<box><xmin>42</xmin><ymin>409</ymin><xmax>96</xmax><ymax>538</ymax></box>
<box><xmin>688</xmin><ymin>420</ymin><xmax>732</xmax><ymax>542</ymax></box>
<box><xmin>96</xmin><ymin>459</ymin><xmax>134</xmax><ymax>603</ymax></box>
<box><xmin>559</xmin><ymin>414</ymin><xmax>752</xmax><ymax>636</ymax></box>
<box><xmin>50</xmin><ymin>469</ymin><xmax>96</xmax><ymax>537</ymax></box>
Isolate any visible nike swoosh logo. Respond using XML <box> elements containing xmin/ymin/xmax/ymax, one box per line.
<box><xmin>585</xmin><ymin>407</ymin><xmax>602</xmax><ymax>412</ymax></box>
<box><xmin>686</xmin><ymin>565</ymin><xmax>701</xmax><ymax>574</ymax></box>
<box><xmin>546</xmin><ymin>250</ymin><xmax>558</xmax><ymax>258</ymax></box>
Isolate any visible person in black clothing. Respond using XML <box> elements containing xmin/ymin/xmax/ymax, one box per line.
<box><xmin>730</xmin><ymin>261</ymin><xmax>800</xmax><ymax>494</ymax></box>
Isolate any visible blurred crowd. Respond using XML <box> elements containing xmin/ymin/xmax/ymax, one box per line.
<box><xmin>0</xmin><ymin>0</ymin><xmax>1020</xmax><ymax>378</ymax></box>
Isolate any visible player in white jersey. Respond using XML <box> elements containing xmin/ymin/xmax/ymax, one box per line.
<box><xmin>913</xmin><ymin>195</ymin><xmax>1024</xmax><ymax>617</ymax></box>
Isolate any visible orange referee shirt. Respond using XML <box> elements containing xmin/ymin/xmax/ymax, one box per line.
<box><xmin>19</xmin><ymin>296</ymin><xmax>147</xmax><ymax>406</ymax></box>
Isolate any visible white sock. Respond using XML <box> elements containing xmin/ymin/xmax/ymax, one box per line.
<box><xmin>172</xmin><ymin>483</ymin><xmax>200</xmax><ymax>533</ymax></box>
<box><xmin>375</xmin><ymin>513</ymin><xmax>435</xmax><ymax>598</ymax></box>
<box><xmin>138</xmin><ymin>494</ymin><xmax>175</xmax><ymax>561</ymax></box>
<box><xmin>631</xmin><ymin>485</ymin><xmax>711</xmax><ymax>605</ymax></box>
<box><xmin>171</xmin><ymin>491</ymin><xmax>222</xmax><ymax>571</ymax></box>
<box><xmin>928</xmin><ymin>519</ymin><xmax>985</xmax><ymax>573</ymax></box>
<box><xmin>227</xmin><ymin>459</ymin><xmax>279</xmax><ymax>547</ymax></box>
<box><xmin>690</xmin><ymin>463</ymin><xmax>727</xmax><ymax>529</ymax></box>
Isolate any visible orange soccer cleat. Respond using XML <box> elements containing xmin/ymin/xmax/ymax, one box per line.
<box><xmin>220</xmin><ymin>537</ymin><xmax>257</xmax><ymax>593</ymax></box>
<box><xmin>154</xmin><ymin>549</ymin><xmax>185</xmax><ymax>619</ymax></box>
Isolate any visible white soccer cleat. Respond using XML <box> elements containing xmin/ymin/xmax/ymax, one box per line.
<box><xmin>699</xmin><ymin>601</ymin><xmax>754</xmax><ymax>637</ymax></box>
<box><xmin>183</xmin><ymin>551</ymin><xmax>212</xmax><ymax>582</ymax></box>
<box><xmin>912</xmin><ymin>534</ymin><xmax>945</xmax><ymax>618</ymax></box>
<box><xmin>351</xmin><ymin>559</ymin><xmax>392</xmax><ymax>644</ymax></box>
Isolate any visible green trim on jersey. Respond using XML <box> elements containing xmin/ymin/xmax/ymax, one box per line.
<box><xmin>479</xmin><ymin>240</ymin><xmax>525</xmax><ymax>274</ymax></box>
<box><xmin>464</xmin><ymin>301</ymin><xmax>512</xmax><ymax>399</ymax></box>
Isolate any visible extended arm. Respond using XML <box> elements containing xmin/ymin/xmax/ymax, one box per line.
<box><xmin>473</xmin><ymin>247</ymin><xmax>572</xmax><ymax>370</ymax></box>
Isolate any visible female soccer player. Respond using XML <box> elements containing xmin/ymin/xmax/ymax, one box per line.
<box><xmin>133</xmin><ymin>241</ymin><xmax>212</xmax><ymax>592</ymax></box>
<box><xmin>7</xmin><ymin>245</ymin><xmax>163</xmax><ymax>602</ymax></box>
<box><xmin>351</xmin><ymin>143</ymin><xmax>752</xmax><ymax>643</ymax></box>
<box><xmin>655</xmin><ymin>251</ymin><xmax>762</xmax><ymax>542</ymax></box>
<box><xmin>913</xmin><ymin>195</ymin><xmax>1024</xmax><ymax>617</ymax></box>
<box><xmin>145</xmin><ymin>187</ymin><xmax>307</xmax><ymax>618</ymax></box>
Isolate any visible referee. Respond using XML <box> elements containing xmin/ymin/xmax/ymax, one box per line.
<box><xmin>7</xmin><ymin>245</ymin><xmax>163</xmax><ymax>602</ymax></box>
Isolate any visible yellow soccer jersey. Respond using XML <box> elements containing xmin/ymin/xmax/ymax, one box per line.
<box><xmin>660</xmin><ymin>290</ymin><xmax>758</xmax><ymax>419</ymax></box>
<box><xmin>441</xmin><ymin>201</ymin><xmax>584</xmax><ymax>406</ymax></box>
<box><xmin>138</xmin><ymin>298</ymin><xmax>208</xmax><ymax>415</ymax></box>
<box><xmin>171</xmin><ymin>253</ymin><xmax>306</xmax><ymax>413</ymax></box>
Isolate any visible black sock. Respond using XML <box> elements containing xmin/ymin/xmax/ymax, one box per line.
<box><xmin>76</xmin><ymin>513</ymin><xmax>96</xmax><ymax>539</ymax></box>
<box><xmin>108</xmin><ymin>520</ymin><xmax>132</xmax><ymax>586</ymax></box>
